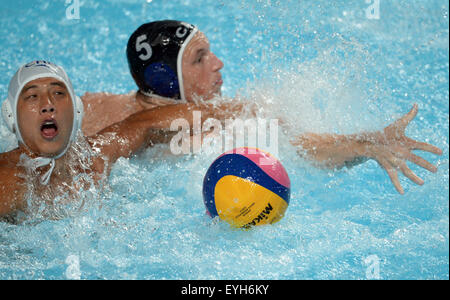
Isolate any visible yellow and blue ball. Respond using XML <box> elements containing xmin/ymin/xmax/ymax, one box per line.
<box><xmin>203</xmin><ymin>147</ymin><xmax>290</xmax><ymax>229</ymax></box>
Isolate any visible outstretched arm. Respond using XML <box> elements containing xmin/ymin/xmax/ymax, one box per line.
<box><xmin>87</xmin><ymin>102</ymin><xmax>229</xmax><ymax>169</ymax></box>
<box><xmin>291</xmin><ymin>104</ymin><xmax>443</xmax><ymax>194</ymax></box>
<box><xmin>202</xmin><ymin>102</ymin><xmax>442</xmax><ymax>194</ymax></box>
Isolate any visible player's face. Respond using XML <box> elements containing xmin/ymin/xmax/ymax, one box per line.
<box><xmin>182</xmin><ymin>31</ymin><xmax>224</xmax><ymax>101</ymax></box>
<box><xmin>17</xmin><ymin>77</ymin><xmax>74</xmax><ymax>157</ymax></box>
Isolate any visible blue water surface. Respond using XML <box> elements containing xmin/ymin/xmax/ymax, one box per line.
<box><xmin>0</xmin><ymin>0</ymin><xmax>448</xmax><ymax>279</ymax></box>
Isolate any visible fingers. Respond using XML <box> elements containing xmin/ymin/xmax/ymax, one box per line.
<box><xmin>377</xmin><ymin>149</ymin><xmax>431</xmax><ymax>194</ymax></box>
<box><xmin>402</xmin><ymin>151</ymin><xmax>438</xmax><ymax>173</ymax></box>
<box><xmin>397</xmin><ymin>161</ymin><xmax>424</xmax><ymax>186</ymax></box>
<box><xmin>406</xmin><ymin>138</ymin><xmax>443</xmax><ymax>155</ymax></box>
<box><xmin>383</xmin><ymin>150</ymin><xmax>426</xmax><ymax>185</ymax></box>
<box><xmin>402</xmin><ymin>104</ymin><xmax>419</xmax><ymax>125</ymax></box>
<box><xmin>385</xmin><ymin>104</ymin><xmax>418</xmax><ymax>136</ymax></box>
<box><xmin>377</xmin><ymin>157</ymin><xmax>404</xmax><ymax>194</ymax></box>
<box><xmin>387</xmin><ymin>105</ymin><xmax>442</xmax><ymax>156</ymax></box>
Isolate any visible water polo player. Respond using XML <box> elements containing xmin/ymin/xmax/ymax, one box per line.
<box><xmin>81</xmin><ymin>20</ymin><xmax>224</xmax><ymax>136</ymax></box>
<box><xmin>0</xmin><ymin>60</ymin><xmax>219</xmax><ymax>219</ymax></box>
<box><xmin>79</xmin><ymin>20</ymin><xmax>442</xmax><ymax>195</ymax></box>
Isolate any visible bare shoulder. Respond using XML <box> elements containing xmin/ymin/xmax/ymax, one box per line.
<box><xmin>0</xmin><ymin>150</ymin><xmax>25</xmax><ymax>216</ymax></box>
<box><xmin>81</xmin><ymin>91</ymin><xmax>141</xmax><ymax>137</ymax></box>
<box><xmin>81</xmin><ymin>91</ymin><xmax>138</xmax><ymax>116</ymax></box>
<box><xmin>81</xmin><ymin>91</ymin><xmax>137</xmax><ymax>106</ymax></box>
<box><xmin>0</xmin><ymin>149</ymin><xmax>21</xmax><ymax>171</ymax></box>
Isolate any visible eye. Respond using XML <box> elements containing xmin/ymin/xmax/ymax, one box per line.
<box><xmin>25</xmin><ymin>94</ymin><xmax>37</xmax><ymax>100</ymax></box>
<box><xmin>54</xmin><ymin>90</ymin><xmax>66</xmax><ymax>97</ymax></box>
<box><xmin>195</xmin><ymin>55</ymin><xmax>203</xmax><ymax>64</ymax></box>
<box><xmin>194</xmin><ymin>49</ymin><xmax>209</xmax><ymax>64</ymax></box>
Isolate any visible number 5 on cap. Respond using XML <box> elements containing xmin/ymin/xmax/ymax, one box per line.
<box><xmin>136</xmin><ymin>34</ymin><xmax>152</xmax><ymax>61</ymax></box>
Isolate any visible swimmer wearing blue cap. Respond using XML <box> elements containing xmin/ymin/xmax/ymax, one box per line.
<box><xmin>0</xmin><ymin>60</ymin><xmax>220</xmax><ymax>220</ymax></box>
<box><xmin>82</xmin><ymin>20</ymin><xmax>224</xmax><ymax>136</ymax></box>
<box><xmin>80</xmin><ymin>20</ymin><xmax>442</xmax><ymax>195</ymax></box>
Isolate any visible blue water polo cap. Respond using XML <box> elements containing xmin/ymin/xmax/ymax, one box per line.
<box><xmin>126</xmin><ymin>20</ymin><xmax>198</xmax><ymax>101</ymax></box>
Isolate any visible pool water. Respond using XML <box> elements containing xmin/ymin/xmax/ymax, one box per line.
<box><xmin>0</xmin><ymin>0</ymin><xmax>448</xmax><ymax>279</ymax></box>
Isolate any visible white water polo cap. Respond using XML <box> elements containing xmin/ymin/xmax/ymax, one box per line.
<box><xmin>1</xmin><ymin>61</ymin><xmax>84</xmax><ymax>184</ymax></box>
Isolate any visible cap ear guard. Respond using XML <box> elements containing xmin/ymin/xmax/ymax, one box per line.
<box><xmin>74</xmin><ymin>95</ymin><xmax>84</xmax><ymax>130</ymax></box>
<box><xmin>143</xmin><ymin>62</ymin><xmax>180</xmax><ymax>98</ymax></box>
<box><xmin>1</xmin><ymin>99</ymin><xmax>15</xmax><ymax>133</ymax></box>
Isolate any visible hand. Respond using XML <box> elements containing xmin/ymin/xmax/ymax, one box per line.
<box><xmin>360</xmin><ymin>104</ymin><xmax>443</xmax><ymax>194</ymax></box>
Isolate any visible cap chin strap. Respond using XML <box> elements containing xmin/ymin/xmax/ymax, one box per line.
<box><xmin>19</xmin><ymin>138</ymin><xmax>70</xmax><ymax>185</ymax></box>
<box><xmin>20</xmin><ymin>154</ymin><xmax>56</xmax><ymax>185</ymax></box>
<box><xmin>138</xmin><ymin>90</ymin><xmax>186</xmax><ymax>104</ymax></box>
<box><xmin>18</xmin><ymin>129</ymin><xmax>77</xmax><ymax>185</ymax></box>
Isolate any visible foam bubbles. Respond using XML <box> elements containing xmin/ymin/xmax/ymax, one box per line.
<box><xmin>0</xmin><ymin>0</ymin><xmax>448</xmax><ymax>280</ymax></box>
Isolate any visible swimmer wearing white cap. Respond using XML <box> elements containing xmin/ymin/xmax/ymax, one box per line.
<box><xmin>80</xmin><ymin>20</ymin><xmax>442</xmax><ymax>195</ymax></box>
<box><xmin>0</xmin><ymin>60</ymin><xmax>219</xmax><ymax>219</ymax></box>
<box><xmin>2</xmin><ymin>61</ymin><xmax>84</xmax><ymax>185</ymax></box>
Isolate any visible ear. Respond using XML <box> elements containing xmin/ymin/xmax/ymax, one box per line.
<box><xmin>1</xmin><ymin>100</ymin><xmax>15</xmax><ymax>133</ymax></box>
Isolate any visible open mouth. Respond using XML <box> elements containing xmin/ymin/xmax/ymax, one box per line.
<box><xmin>213</xmin><ymin>78</ymin><xmax>223</xmax><ymax>93</ymax></box>
<box><xmin>40</xmin><ymin>119</ymin><xmax>59</xmax><ymax>140</ymax></box>
<box><xmin>215</xmin><ymin>78</ymin><xmax>223</xmax><ymax>87</ymax></box>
